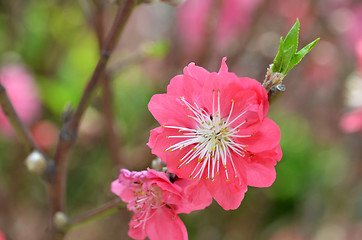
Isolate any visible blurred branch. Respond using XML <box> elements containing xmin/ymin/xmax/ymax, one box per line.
<box><xmin>68</xmin><ymin>198</ymin><xmax>125</xmax><ymax>230</ymax></box>
<box><xmin>50</xmin><ymin>0</ymin><xmax>138</xmax><ymax>238</ymax></box>
<box><xmin>107</xmin><ymin>50</ymin><xmax>146</xmax><ymax>76</ymax></box>
<box><xmin>228</xmin><ymin>0</ymin><xmax>271</xmax><ymax>64</ymax></box>
<box><xmin>92</xmin><ymin>0</ymin><xmax>124</xmax><ymax>166</ymax></box>
<box><xmin>0</xmin><ymin>82</ymin><xmax>39</xmax><ymax>154</ymax></box>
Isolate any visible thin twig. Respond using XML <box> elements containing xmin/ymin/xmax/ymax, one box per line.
<box><xmin>50</xmin><ymin>0</ymin><xmax>137</xmax><ymax>238</ymax></box>
<box><xmin>68</xmin><ymin>198</ymin><xmax>126</xmax><ymax>230</ymax></box>
<box><xmin>0</xmin><ymin>82</ymin><xmax>39</xmax><ymax>154</ymax></box>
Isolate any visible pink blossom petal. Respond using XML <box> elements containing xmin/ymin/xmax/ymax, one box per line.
<box><xmin>148</xmin><ymin>94</ymin><xmax>191</xmax><ymax>127</ymax></box>
<box><xmin>245</xmin><ymin>145</ymin><xmax>282</xmax><ymax>187</ymax></box>
<box><xmin>129</xmin><ymin>219</ymin><xmax>148</xmax><ymax>240</ymax></box>
<box><xmin>174</xmin><ymin>179</ymin><xmax>212</xmax><ymax>214</ymax></box>
<box><xmin>218</xmin><ymin>57</ymin><xmax>228</xmax><ymax>73</ymax></box>
<box><xmin>205</xmin><ymin>173</ymin><xmax>247</xmax><ymax>210</ymax></box>
<box><xmin>237</xmin><ymin>118</ymin><xmax>281</xmax><ymax>152</ymax></box>
<box><xmin>146</xmin><ymin>207</ymin><xmax>188</xmax><ymax>240</ymax></box>
<box><xmin>183</xmin><ymin>62</ymin><xmax>210</xmax><ymax>82</ymax></box>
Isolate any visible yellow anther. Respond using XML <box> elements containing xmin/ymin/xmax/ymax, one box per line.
<box><xmin>226</xmin><ymin>179</ymin><xmax>230</xmax><ymax>182</ymax></box>
<box><xmin>231</xmin><ymin>99</ymin><xmax>234</xmax><ymax>102</ymax></box>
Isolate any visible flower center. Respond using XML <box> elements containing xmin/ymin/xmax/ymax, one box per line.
<box><xmin>131</xmin><ymin>185</ymin><xmax>164</xmax><ymax>229</ymax></box>
<box><xmin>164</xmin><ymin>90</ymin><xmax>251</xmax><ymax>182</ymax></box>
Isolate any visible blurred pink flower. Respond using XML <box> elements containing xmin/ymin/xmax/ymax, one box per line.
<box><xmin>344</xmin><ymin>4</ymin><xmax>362</xmax><ymax>72</ymax></box>
<box><xmin>176</xmin><ymin>0</ymin><xmax>262</xmax><ymax>56</ymax></box>
<box><xmin>345</xmin><ymin>5</ymin><xmax>362</xmax><ymax>48</ymax></box>
<box><xmin>356</xmin><ymin>40</ymin><xmax>362</xmax><ymax>72</ymax></box>
<box><xmin>31</xmin><ymin>120</ymin><xmax>58</xmax><ymax>150</ymax></box>
<box><xmin>148</xmin><ymin>58</ymin><xmax>282</xmax><ymax>210</ymax></box>
<box><xmin>340</xmin><ymin>108</ymin><xmax>362</xmax><ymax>134</ymax></box>
<box><xmin>0</xmin><ymin>65</ymin><xmax>41</xmax><ymax>134</ymax></box>
<box><xmin>0</xmin><ymin>231</ymin><xmax>5</xmax><ymax>240</ymax></box>
<box><xmin>111</xmin><ymin>168</ymin><xmax>211</xmax><ymax>240</ymax></box>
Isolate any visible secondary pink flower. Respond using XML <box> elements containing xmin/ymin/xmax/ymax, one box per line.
<box><xmin>340</xmin><ymin>108</ymin><xmax>362</xmax><ymax>134</ymax></box>
<box><xmin>111</xmin><ymin>168</ymin><xmax>211</xmax><ymax>240</ymax></box>
<box><xmin>148</xmin><ymin>58</ymin><xmax>282</xmax><ymax>210</ymax></box>
<box><xmin>0</xmin><ymin>64</ymin><xmax>41</xmax><ymax>134</ymax></box>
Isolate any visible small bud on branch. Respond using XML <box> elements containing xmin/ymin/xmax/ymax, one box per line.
<box><xmin>25</xmin><ymin>151</ymin><xmax>47</xmax><ymax>175</ymax></box>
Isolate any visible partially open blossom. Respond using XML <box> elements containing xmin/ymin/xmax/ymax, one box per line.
<box><xmin>0</xmin><ymin>64</ymin><xmax>41</xmax><ymax>134</ymax></box>
<box><xmin>148</xmin><ymin>58</ymin><xmax>282</xmax><ymax>210</ymax></box>
<box><xmin>340</xmin><ymin>108</ymin><xmax>362</xmax><ymax>135</ymax></box>
<box><xmin>111</xmin><ymin>168</ymin><xmax>211</xmax><ymax>240</ymax></box>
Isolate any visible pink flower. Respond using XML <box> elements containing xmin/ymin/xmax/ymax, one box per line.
<box><xmin>176</xmin><ymin>0</ymin><xmax>262</xmax><ymax>56</ymax></box>
<box><xmin>0</xmin><ymin>231</ymin><xmax>5</xmax><ymax>240</ymax></box>
<box><xmin>0</xmin><ymin>65</ymin><xmax>41</xmax><ymax>134</ymax></box>
<box><xmin>340</xmin><ymin>108</ymin><xmax>362</xmax><ymax>134</ymax></box>
<box><xmin>148</xmin><ymin>58</ymin><xmax>282</xmax><ymax>210</ymax></box>
<box><xmin>111</xmin><ymin>168</ymin><xmax>211</xmax><ymax>240</ymax></box>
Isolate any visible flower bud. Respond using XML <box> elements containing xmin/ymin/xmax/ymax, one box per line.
<box><xmin>54</xmin><ymin>212</ymin><xmax>68</xmax><ymax>230</ymax></box>
<box><xmin>25</xmin><ymin>151</ymin><xmax>47</xmax><ymax>175</ymax></box>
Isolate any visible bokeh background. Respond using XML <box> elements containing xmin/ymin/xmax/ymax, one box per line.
<box><xmin>0</xmin><ymin>0</ymin><xmax>362</xmax><ymax>239</ymax></box>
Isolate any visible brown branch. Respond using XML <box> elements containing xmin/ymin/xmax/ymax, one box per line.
<box><xmin>50</xmin><ymin>0</ymin><xmax>137</xmax><ymax>238</ymax></box>
<box><xmin>93</xmin><ymin>0</ymin><xmax>124</xmax><ymax>166</ymax></box>
<box><xmin>68</xmin><ymin>198</ymin><xmax>125</xmax><ymax>230</ymax></box>
<box><xmin>0</xmin><ymin>82</ymin><xmax>39</xmax><ymax>154</ymax></box>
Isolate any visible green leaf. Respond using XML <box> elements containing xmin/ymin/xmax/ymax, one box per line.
<box><xmin>271</xmin><ymin>19</ymin><xmax>319</xmax><ymax>76</ymax></box>
<box><xmin>280</xmin><ymin>46</ymin><xmax>295</xmax><ymax>75</ymax></box>
<box><xmin>287</xmin><ymin>38</ymin><xmax>320</xmax><ymax>73</ymax></box>
<box><xmin>282</xmin><ymin>19</ymin><xmax>300</xmax><ymax>59</ymax></box>
<box><xmin>272</xmin><ymin>37</ymin><xmax>284</xmax><ymax>73</ymax></box>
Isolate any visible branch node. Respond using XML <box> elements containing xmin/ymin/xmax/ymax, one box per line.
<box><xmin>101</xmin><ymin>50</ymin><xmax>110</xmax><ymax>60</ymax></box>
